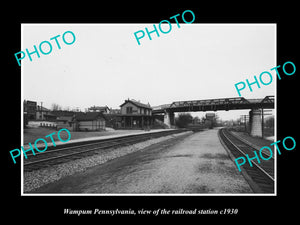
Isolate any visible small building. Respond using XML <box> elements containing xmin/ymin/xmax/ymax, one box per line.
<box><xmin>73</xmin><ymin>112</ymin><xmax>106</xmax><ymax>131</ymax></box>
<box><xmin>56</xmin><ymin>116</ymin><xmax>74</xmax><ymax>130</ymax></box>
<box><xmin>205</xmin><ymin>113</ymin><xmax>216</xmax><ymax>129</ymax></box>
<box><xmin>119</xmin><ymin>99</ymin><xmax>153</xmax><ymax>129</ymax></box>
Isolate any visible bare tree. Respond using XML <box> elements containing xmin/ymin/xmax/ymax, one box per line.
<box><xmin>51</xmin><ymin>103</ymin><xmax>62</xmax><ymax>111</ymax></box>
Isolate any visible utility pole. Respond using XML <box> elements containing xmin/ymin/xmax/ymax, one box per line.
<box><xmin>261</xmin><ymin>108</ymin><xmax>264</xmax><ymax>139</ymax></box>
<box><xmin>262</xmin><ymin>109</ymin><xmax>273</xmax><ymax>139</ymax></box>
<box><xmin>240</xmin><ymin>115</ymin><xmax>249</xmax><ymax>132</ymax></box>
<box><xmin>41</xmin><ymin>101</ymin><xmax>43</xmax><ymax>120</ymax></box>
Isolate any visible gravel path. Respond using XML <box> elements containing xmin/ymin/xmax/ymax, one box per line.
<box><xmin>103</xmin><ymin>128</ymin><xmax>252</xmax><ymax>194</ymax></box>
<box><xmin>23</xmin><ymin>131</ymin><xmax>192</xmax><ymax>193</ymax></box>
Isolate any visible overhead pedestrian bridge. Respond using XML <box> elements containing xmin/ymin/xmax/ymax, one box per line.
<box><xmin>152</xmin><ymin>96</ymin><xmax>274</xmax><ymax>114</ymax></box>
<box><xmin>152</xmin><ymin>96</ymin><xmax>275</xmax><ymax>137</ymax></box>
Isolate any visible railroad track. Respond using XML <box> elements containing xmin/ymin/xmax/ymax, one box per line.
<box><xmin>219</xmin><ymin>128</ymin><xmax>275</xmax><ymax>193</ymax></box>
<box><xmin>24</xmin><ymin>129</ymin><xmax>188</xmax><ymax>172</ymax></box>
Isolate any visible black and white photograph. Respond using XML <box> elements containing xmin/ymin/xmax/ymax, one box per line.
<box><xmin>21</xmin><ymin>24</ymin><xmax>276</xmax><ymax>195</ymax></box>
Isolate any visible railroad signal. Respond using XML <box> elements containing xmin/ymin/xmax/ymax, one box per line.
<box><xmin>240</xmin><ymin>115</ymin><xmax>249</xmax><ymax>132</ymax></box>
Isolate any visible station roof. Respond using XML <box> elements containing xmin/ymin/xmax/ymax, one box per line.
<box><xmin>120</xmin><ymin>99</ymin><xmax>152</xmax><ymax>109</ymax></box>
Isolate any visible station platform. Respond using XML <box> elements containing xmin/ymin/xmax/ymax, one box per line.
<box><xmin>23</xmin><ymin>129</ymin><xmax>174</xmax><ymax>150</ymax></box>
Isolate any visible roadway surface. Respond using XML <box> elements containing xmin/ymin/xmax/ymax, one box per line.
<box><xmin>34</xmin><ymin>128</ymin><xmax>252</xmax><ymax>194</ymax></box>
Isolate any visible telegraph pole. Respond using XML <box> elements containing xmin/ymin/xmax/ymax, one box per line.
<box><xmin>262</xmin><ymin>109</ymin><xmax>273</xmax><ymax>139</ymax></box>
<box><xmin>240</xmin><ymin>115</ymin><xmax>249</xmax><ymax>132</ymax></box>
<box><xmin>41</xmin><ymin>101</ymin><xmax>43</xmax><ymax>120</ymax></box>
<box><xmin>262</xmin><ymin>108</ymin><xmax>264</xmax><ymax>139</ymax></box>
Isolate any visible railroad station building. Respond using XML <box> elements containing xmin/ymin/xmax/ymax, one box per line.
<box><xmin>119</xmin><ymin>99</ymin><xmax>153</xmax><ymax>129</ymax></box>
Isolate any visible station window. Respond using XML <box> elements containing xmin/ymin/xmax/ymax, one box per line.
<box><xmin>126</xmin><ymin>107</ymin><xmax>133</xmax><ymax>114</ymax></box>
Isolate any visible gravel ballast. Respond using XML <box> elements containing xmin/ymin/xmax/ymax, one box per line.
<box><xmin>23</xmin><ymin>131</ymin><xmax>192</xmax><ymax>193</ymax></box>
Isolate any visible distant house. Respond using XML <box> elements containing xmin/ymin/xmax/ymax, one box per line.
<box><xmin>88</xmin><ymin>106</ymin><xmax>110</xmax><ymax>114</ymax></box>
<box><xmin>24</xmin><ymin>100</ymin><xmax>37</xmax><ymax>120</ymax></box>
<box><xmin>119</xmin><ymin>99</ymin><xmax>153</xmax><ymax>129</ymax></box>
<box><xmin>205</xmin><ymin>113</ymin><xmax>215</xmax><ymax>119</ymax></box>
<box><xmin>205</xmin><ymin>113</ymin><xmax>216</xmax><ymax>129</ymax></box>
<box><xmin>73</xmin><ymin>112</ymin><xmax>106</xmax><ymax>131</ymax></box>
<box><xmin>36</xmin><ymin>105</ymin><xmax>52</xmax><ymax>120</ymax></box>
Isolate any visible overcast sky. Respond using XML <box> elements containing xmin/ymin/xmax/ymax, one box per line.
<box><xmin>22</xmin><ymin>24</ymin><xmax>276</xmax><ymax>120</ymax></box>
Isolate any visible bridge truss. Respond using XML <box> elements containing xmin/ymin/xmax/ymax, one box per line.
<box><xmin>152</xmin><ymin>96</ymin><xmax>274</xmax><ymax>114</ymax></box>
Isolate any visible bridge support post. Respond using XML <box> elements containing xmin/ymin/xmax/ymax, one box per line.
<box><xmin>164</xmin><ymin>111</ymin><xmax>175</xmax><ymax>128</ymax></box>
<box><xmin>249</xmin><ymin>109</ymin><xmax>262</xmax><ymax>137</ymax></box>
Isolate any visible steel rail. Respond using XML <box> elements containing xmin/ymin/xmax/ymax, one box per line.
<box><xmin>24</xmin><ymin>136</ymin><xmax>150</xmax><ymax>166</ymax></box>
<box><xmin>24</xmin><ymin>134</ymin><xmax>152</xmax><ymax>158</ymax></box>
<box><xmin>24</xmin><ymin>130</ymin><xmax>185</xmax><ymax>168</ymax></box>
<box><xmin>221</xmin><ymin>129</ymin><xmax>274</xmax><ymax>182</ymax></box>
<box><xmin>229</xmin><ymin>131</ymin><xmax>274</xmax><ymax>160</ymax></box>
